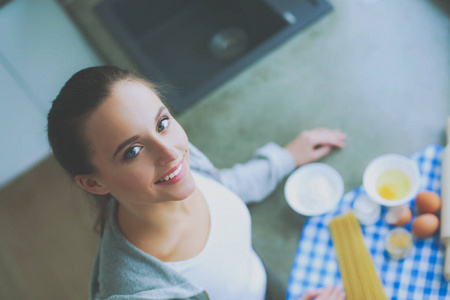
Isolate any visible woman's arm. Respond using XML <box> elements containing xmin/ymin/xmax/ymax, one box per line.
<box><xmin>189</xmin><ymin>128</ymin><xmax>346</xmax><ymax>203</ymax></box>
<box><xmin>215</xmin><ymin>142</ymin><xmax>296</xmax><ymax>203</ymax></box>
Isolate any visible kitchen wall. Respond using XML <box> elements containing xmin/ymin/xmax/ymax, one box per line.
<box><xmin>0</xmin><ymin>0</ymin><xmax>102</xmax><ymax>189</ymax></box>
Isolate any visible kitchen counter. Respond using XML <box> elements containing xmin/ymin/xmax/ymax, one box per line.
<box><xmin>177</xmin><ymin>0</ymin><xmax>450</xmax><ymax>297</ymax></box>
<box><xmin>60</xmin><ymin>0</ymin><xmax>450</xmax><ymax>298</ymax></box>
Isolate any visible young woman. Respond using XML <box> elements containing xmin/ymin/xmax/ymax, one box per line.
<box><xmin>47</xmin><ymin>66</ymin><xmax>346</xmax><ymax>300</ymax></box>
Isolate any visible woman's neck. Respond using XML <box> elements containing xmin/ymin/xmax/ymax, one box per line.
<box><xmin>116</xmin><ymin>187</ymin><xmax>210</xmax><ymax>261</ymax></box>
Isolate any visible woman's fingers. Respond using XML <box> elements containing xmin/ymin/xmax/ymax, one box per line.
<box><xmin>285</xmin><ymin>127</ymin><xmax>346</xmax><ymax>167</ymax></box>
<box><xmin>311</xmin><ymin>145</ymin><xmax>332</xmax><ymax>161</ymax></box>
<box><xmin>307</xmin><ymin>128</ymin><xmax>346</xmax><ymax>148</ymax></box>
<box><xmin>297</xmin><ymin>286</ymin><xmax>345</xmax><ymax>300</ymax></box>
<box><xmin>297</xmin><ymin>289</ymin><xmax>322</xmax><ymax>300</ymax></box>
<box><xmin>317</xmin><ymin>286</ymin><xmax>345</xmax><ymax>299</ymax></box>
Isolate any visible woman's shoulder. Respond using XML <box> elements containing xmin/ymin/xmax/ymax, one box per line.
<box><xmin>188</xmin><ymin>143</ymin><xmax>213</xmax><ymax>168</ymax></box>
<box><xmin>90</xmin><ymin>201</ymin><xmax>204</xmax><ymax>299</ymax></box>
<box><xmin>188</xmin><ymin>143</ymin><xmax>221</xmax><ymax>180</ymax></box>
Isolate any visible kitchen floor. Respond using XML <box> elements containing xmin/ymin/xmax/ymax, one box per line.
<box><xmin>1</xmin><ymin>0</ymin><xmax>449</xmax><ymax>299</ymax></box>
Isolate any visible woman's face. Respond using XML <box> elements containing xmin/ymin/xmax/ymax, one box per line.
<box><xmin>81</xmin><ymin>80</ymin><xmax>196</xmax><ymax>206</ymax></box>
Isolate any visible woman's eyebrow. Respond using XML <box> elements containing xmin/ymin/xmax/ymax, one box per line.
<box><xmin>112</xmin><ymin>106</ymin><xmax>168</xmax><ymax>159</ymax></box>
<box><xmin>156</xmin><ymin>106</ymin><xmax>167</xmax><ymax>120</ymax></box>
<box><xmin>113</xmin><ymin>135</ymin><xmax>140</xmax><ymax>159</ymax></box>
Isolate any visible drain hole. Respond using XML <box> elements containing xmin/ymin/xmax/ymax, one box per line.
<box><xmin>209</xmin><ymin>27</ymin><xmax>249</xmax><ymax>60</ymax></box>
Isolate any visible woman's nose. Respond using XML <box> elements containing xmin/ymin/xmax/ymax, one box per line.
<box><xmin>155</xmin><ymin>140</ymin><xmax>178</xmax><ymax>165</ymax></box>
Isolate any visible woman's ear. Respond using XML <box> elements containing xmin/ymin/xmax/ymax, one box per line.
<box><xmin>74</xmin><ymin>174</ymin><xmax>110</xmax><ymax>195</ymax></box>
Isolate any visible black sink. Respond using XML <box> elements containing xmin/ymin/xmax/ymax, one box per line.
<box><xmin>96</xmin><ymin>0</ymin><xmax>332</xmax><ymax>113</ymax></box>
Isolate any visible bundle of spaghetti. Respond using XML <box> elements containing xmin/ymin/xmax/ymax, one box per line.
<box><xmin>329</xmin><ymin>211</ymin><xmax>387</xmax><ymax>300</ymax></box>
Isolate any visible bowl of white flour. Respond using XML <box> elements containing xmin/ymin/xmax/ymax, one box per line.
<box><xmin>285</xmin><ymin>163</ymin><xmax>344</xmax><ymax>216</ymax></box>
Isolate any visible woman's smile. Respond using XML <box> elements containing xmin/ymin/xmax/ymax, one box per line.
<box><xmin>155</xmin><ymin>158</ymin><xmax>187</xmax><ymax>185</ymax></box>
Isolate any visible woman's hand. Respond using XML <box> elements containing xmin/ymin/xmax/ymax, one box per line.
<box><xmin>285</xmin><ymin>128</ymin><xmax>346</xmax><ymax>167</ymax></box>
<box><xmin>298</xmin><ymin>286</ymin><xmax>345</xmax><ymax>300</ymax></box>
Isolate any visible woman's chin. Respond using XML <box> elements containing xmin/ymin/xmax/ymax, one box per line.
<box><xmin>171</xmin><ymin>171</ymin><xmax>197</xmax><ymax>200</ymax></box>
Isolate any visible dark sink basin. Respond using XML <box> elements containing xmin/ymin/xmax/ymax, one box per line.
<box><xmin>96</xmin><ymin>0</ymin><xmax>332</xmax><ymax>113</ymax></box>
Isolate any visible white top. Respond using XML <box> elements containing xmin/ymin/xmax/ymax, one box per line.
<box><xmin>165</xmin><ymin>172</ymin><xmax>267</xmax><ymax>300</ymax></box>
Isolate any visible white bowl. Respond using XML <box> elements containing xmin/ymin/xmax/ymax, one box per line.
<box><xmin>362</xmin><ymin>154</ymin><xmax>421</xmax><ymax>207</ymax></box>
<box><xmin>285</xmin><ymin>163</ymin><xmax>344</xmax><ymax>216</ymax></box>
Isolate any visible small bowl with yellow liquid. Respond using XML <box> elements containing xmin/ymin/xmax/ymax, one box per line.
<box><xmin>363</xmin><ymin>154</ymin><xmax>421</xmax><ymax>207</ymax></box>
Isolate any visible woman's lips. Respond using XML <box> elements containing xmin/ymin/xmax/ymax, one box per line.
<box><xmin>155</xmin><ymin>159</ymin><xmax>186</xmax><ymax>185</ymax></box>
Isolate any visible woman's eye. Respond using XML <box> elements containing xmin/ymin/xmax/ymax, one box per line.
<box><xmin>158</xmin><ymin>117</ymin><xmax>169</xmax><ymax>132</ymax></box>
<box><xmin>123</xmin><ymin>146</ymin><xmax>142</xmax><ymax>160</ymax></box>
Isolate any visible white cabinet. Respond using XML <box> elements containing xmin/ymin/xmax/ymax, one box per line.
<box><xmin>0</xmin><ymin>63</ymin><xmax>49</xmax><ymax>187</ymax></box>
<box><xmin>0</xmin><ymin>0</ymin><xmax>102</xmax><ymax>188</ymax></box>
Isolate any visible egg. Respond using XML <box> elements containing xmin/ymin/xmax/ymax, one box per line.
<box><xmin>411</xmin><ymin>213</ymin><xmax>440</xmax><ymax>238</ymax></box>
<box><xmin>385</xmin><ymin>206</ymin><xmax>412</xmax><ymax>226</ymax></box>
<box><xmin>415</xmin><ymin>191</ymin><xmax>441</xmax><ymax>214</ymax></box>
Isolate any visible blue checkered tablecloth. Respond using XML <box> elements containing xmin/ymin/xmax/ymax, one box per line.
<box><xmin>286</xmin><ymin>144</ymin><xmax>450</xmax><ymax>300</ymax></box>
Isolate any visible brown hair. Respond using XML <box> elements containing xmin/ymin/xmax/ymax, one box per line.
<box><xmin>47</xmin><ymin>65</ymin><xmax>157</xmax><ymax>234</ymax></box>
